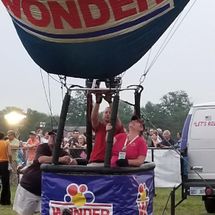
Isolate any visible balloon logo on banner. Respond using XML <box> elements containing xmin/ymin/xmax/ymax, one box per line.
<box><xmin>137</xmin><ymin>183</ymin><xmax>149</xmax><ymax>202</ymax></box>
<box><xmin>64</xmin><ymin>183</ymin><xmax>95</xmax><ymax>207</ymax></box>
<box><xmin>136</xmin><ymin>183</ymin><xmax>149</xmax><ymax>214</ymax></box>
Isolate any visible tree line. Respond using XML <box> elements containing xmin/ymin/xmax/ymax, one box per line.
<box><xmin>0</xmin><ymin>90</ymin><xmax>192</xmax><ymax>140</ymax></box>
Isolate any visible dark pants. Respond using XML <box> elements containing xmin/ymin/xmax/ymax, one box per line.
<box><xmin>0</xmin><ymin>161</ymin><xmax>11</xmax><ymax>205</ymax></box>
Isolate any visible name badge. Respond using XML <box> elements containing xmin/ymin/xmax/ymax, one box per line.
<box><xmin>118</xmin><ymin>152</ymin><xmax>126</xmax><ymax>160</ymax></box>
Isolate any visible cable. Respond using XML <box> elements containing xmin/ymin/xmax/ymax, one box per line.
<box><xmin>139</xmin><ymin>0</ymin><xmax>198</xmax><ymax>86</ymax></box>
<box><xmin>47</xmin><ymin>74</ymin><xmax>62</xmax><ymax>84</ymax></box>
<box><xmin>47</xmin><ymin>74</ymin><xmax>54</xmax><ymax>128</ymax></box>
<box><xmin>40</xmin><ymin>68</ymin><xmax>53</xmax><ymax>116</ymax></box>
<box><xmin>148</xmin><ymin>0</ymin><xmax>198</xmax><ymax>71</ymax></box>
<box><xmin>39</xmin><ymin>69</ymin><xmax>61</xmax><ymax>127</ymax></box>
<box><xmin>140</xmin><ymin>109</ymin><xmax>159</xmax><ymax>131</ymax></box>
<box><xmin>161</xmin><ymin>191</ymin><xmax>172</xmax><ymax>215</ymax></box>
<box><xmin>139</xmin><ymin>13</ymin><xmax>181</xmax><ymax>85</ymax></box>
<box><xmin>139</xmin><ymin>49</ymin><xmax>152</xmax><ymax>85</ymax></box>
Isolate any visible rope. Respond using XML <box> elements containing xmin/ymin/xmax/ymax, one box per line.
<box><xmin>139</xmin><ymin>0</ymin><xmax>198</xmax><ymax>86</ymax></box>
<box><xmin>47</xmin><ymin>74</ymin><xmax>54</xmax><ymax>127</ymax></box>
<box><xmin>39</xmin><ymin>68</ymin><xmax>53</xmax><ymax>116</ymax></box>
<box><xmin>139</xmin><ymin>49</ymin><xmax>152</xmax><ymax>85</ymax></box>
<box><xmin>47</xmin><ymin>74</ymin><xmax>53</xmax><ymax>116</ymax></box>
<box><xmin>47</xmin><ymin>73</ymin><xmax>62</xmax><ymax>84</ymax></box>
<box><xmin>139</xmin><ymin>14</ymin><xmax>181</xmax><ymax>85</ymax></box>
<box><xmin>161</xmin><ymin>191</ymin><xmax>172</xmax><ymax>215</ymax></box>
<box><xmin>39</xmin><ymin>68</ymin><xmax>61</xmax><ymax>127</ymax></box>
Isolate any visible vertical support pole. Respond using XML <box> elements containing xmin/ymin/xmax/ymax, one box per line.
<box><xmin>86</xmin><ymin>92</ymin><xmax>93</xmax><ymax>161</ymax></box>
<box><xmin>104</xmin><ymin>93</ymin><xmax>119</xmax><ymax>167</ymax></box>
<box><xmin>151</xmin><ymin>148</ymin><xmax>154</xmax><ymax>162</ymax></box>
<box><xmin>52</xmin><ymin>91</ymin><xmax>71</xmax><ymax>164</ymax></box>
<box><xmin>171</xmin><ymin>188</ymin><xmax>176</xmax><ymax>215</ymax></box>
<box><xmin>134</xmin><ymin>86</ymin><xmax>143</xmax><ymax>118</ymax></box>
<box><xmin>134</xmin><ymin>91</ymin><xmax>140</xmax><ymax>118</ymax></box>
<box><xmin>151</xmin><ymin>148</ymin><xmax>156</xmax><ymax>197</ymax></box>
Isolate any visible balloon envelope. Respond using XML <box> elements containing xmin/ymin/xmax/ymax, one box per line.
<box><xmin>2</xmin><ymin>0</ymin><xmax>189</xmax><ymax>79</ymax></box>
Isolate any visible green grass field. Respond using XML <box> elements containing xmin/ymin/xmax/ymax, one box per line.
<box><xmin>153</xmin><ymin>188</ymin><xmax>208</xmax><ymax>215</ymax></box>
<box><xmin>0</xmin><ymin>186</ymin><xmax>210</xmax><ymax>215</ymax></box>
<box><xmin>0</xmin><ymin>185</ymin><xmax>16</xmax><ymax>215</ymax></box>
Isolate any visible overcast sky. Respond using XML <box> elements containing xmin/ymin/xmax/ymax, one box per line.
<box><xmin>1</xmin><ymin>0</ymin><xmax>214</xmax><ymax>116</ymax></box>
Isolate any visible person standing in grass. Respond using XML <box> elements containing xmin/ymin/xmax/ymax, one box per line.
<box><xmin>7</xmin><ymin>130</ymin><xmax>20</xmax><ymax>185</ymax></box>
<box><xmin>0</xmin><ymin>131</ymin><xmax>12</xmax><ymax>205</ymax></box>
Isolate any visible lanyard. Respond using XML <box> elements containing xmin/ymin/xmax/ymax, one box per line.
<box><xmin>122</xmin><ymin>135</ymin><xmax>139</xmax><ymax>151</ymax></box>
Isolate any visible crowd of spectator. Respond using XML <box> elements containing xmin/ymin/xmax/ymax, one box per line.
<box><xmin>143</xmin><ymin>128</ymin><xmax>182</xmax><ymax>149</ymax></box>
<box><xmin>1</xmin><ymin>120</ymin><xmax>182</xmax><ymax>186</ymax></box>
<box><xmin>1</xmin><ymin>125</ymin><xmax>181</xmax><ymax>186</ymax></box>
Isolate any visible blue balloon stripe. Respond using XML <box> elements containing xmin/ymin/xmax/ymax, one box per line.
<box><xmin>12</xmin><ymin>0</ymin><xmax>190</xmax><ymax>79</ymax></box>
<box><xmin>12</xmin><ymin>3</ymin><xmax>170</xmax><ymax>40</ymax></box>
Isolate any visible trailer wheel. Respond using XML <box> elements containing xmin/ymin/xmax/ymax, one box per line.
<box><xmin>204</xmin><ymin>197</ymin><xmax>215</xmax><ymax>213</ymax></box>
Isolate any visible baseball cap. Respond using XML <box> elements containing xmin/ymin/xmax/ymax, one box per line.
<box><xmin>130</xmin><ymin>115</ymin><xmax>145</xmax><ymax>128</ymax></box>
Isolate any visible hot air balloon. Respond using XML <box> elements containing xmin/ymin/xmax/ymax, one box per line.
<box><xmin>2</xmin><ymin>0</ymin><xmax>191</xmax><ymax>214</ymax></box>
<box><xmin>2</xmin><ymin>0</ymin><xmax>189</xmax><ymax>79</ymax></box>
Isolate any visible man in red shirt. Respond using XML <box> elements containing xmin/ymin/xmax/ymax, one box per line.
<box><xmin>89</xmin><ymin>93</ymin><xmax>124</xmax><ymax>165</ymax></box>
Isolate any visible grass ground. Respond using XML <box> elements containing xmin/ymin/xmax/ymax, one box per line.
<box><xmin>0</xmin><ymin>186</ymin><xmax>211</xmax><ymax>215</ymax></box>
<box><xmin>153</xmin><ymin>188</ymin><xmax>209</xmax><ymax>215</ymax></box>
<box><xmin>0</xmin><ymin>185</ymin><xmax>16</xmax><ymax>215</ymax></box>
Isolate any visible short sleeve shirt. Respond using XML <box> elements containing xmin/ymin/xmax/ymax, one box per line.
<box><xmin>111</xmin><ymin>133</ymin><xmax>148</xmax><ymax>167</ymax></box>
<box><xmin>26</xmin><ymin>138</ymin><xmax>40</xmax><ymax>161</ymax></box>
<box><xmin>20</xmin><ymin>143</ymin><xmax>68</xmax><ymax>196</ymax></box>
<box><xmin>90</xmin><ymin>122</ymin><xmax>124</xmax><ymax>162</ymax></box>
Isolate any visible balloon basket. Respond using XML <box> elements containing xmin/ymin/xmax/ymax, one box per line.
<box><xmin>41</xmin><ymin>163</ymin><xmax>155</xmax><ymax>215</ymax></box>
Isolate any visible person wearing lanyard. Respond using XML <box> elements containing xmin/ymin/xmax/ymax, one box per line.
<box><xmin>110</xmin><ymin>115</ymin><xmax>148</xmax><ymax>167</ymax></box>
